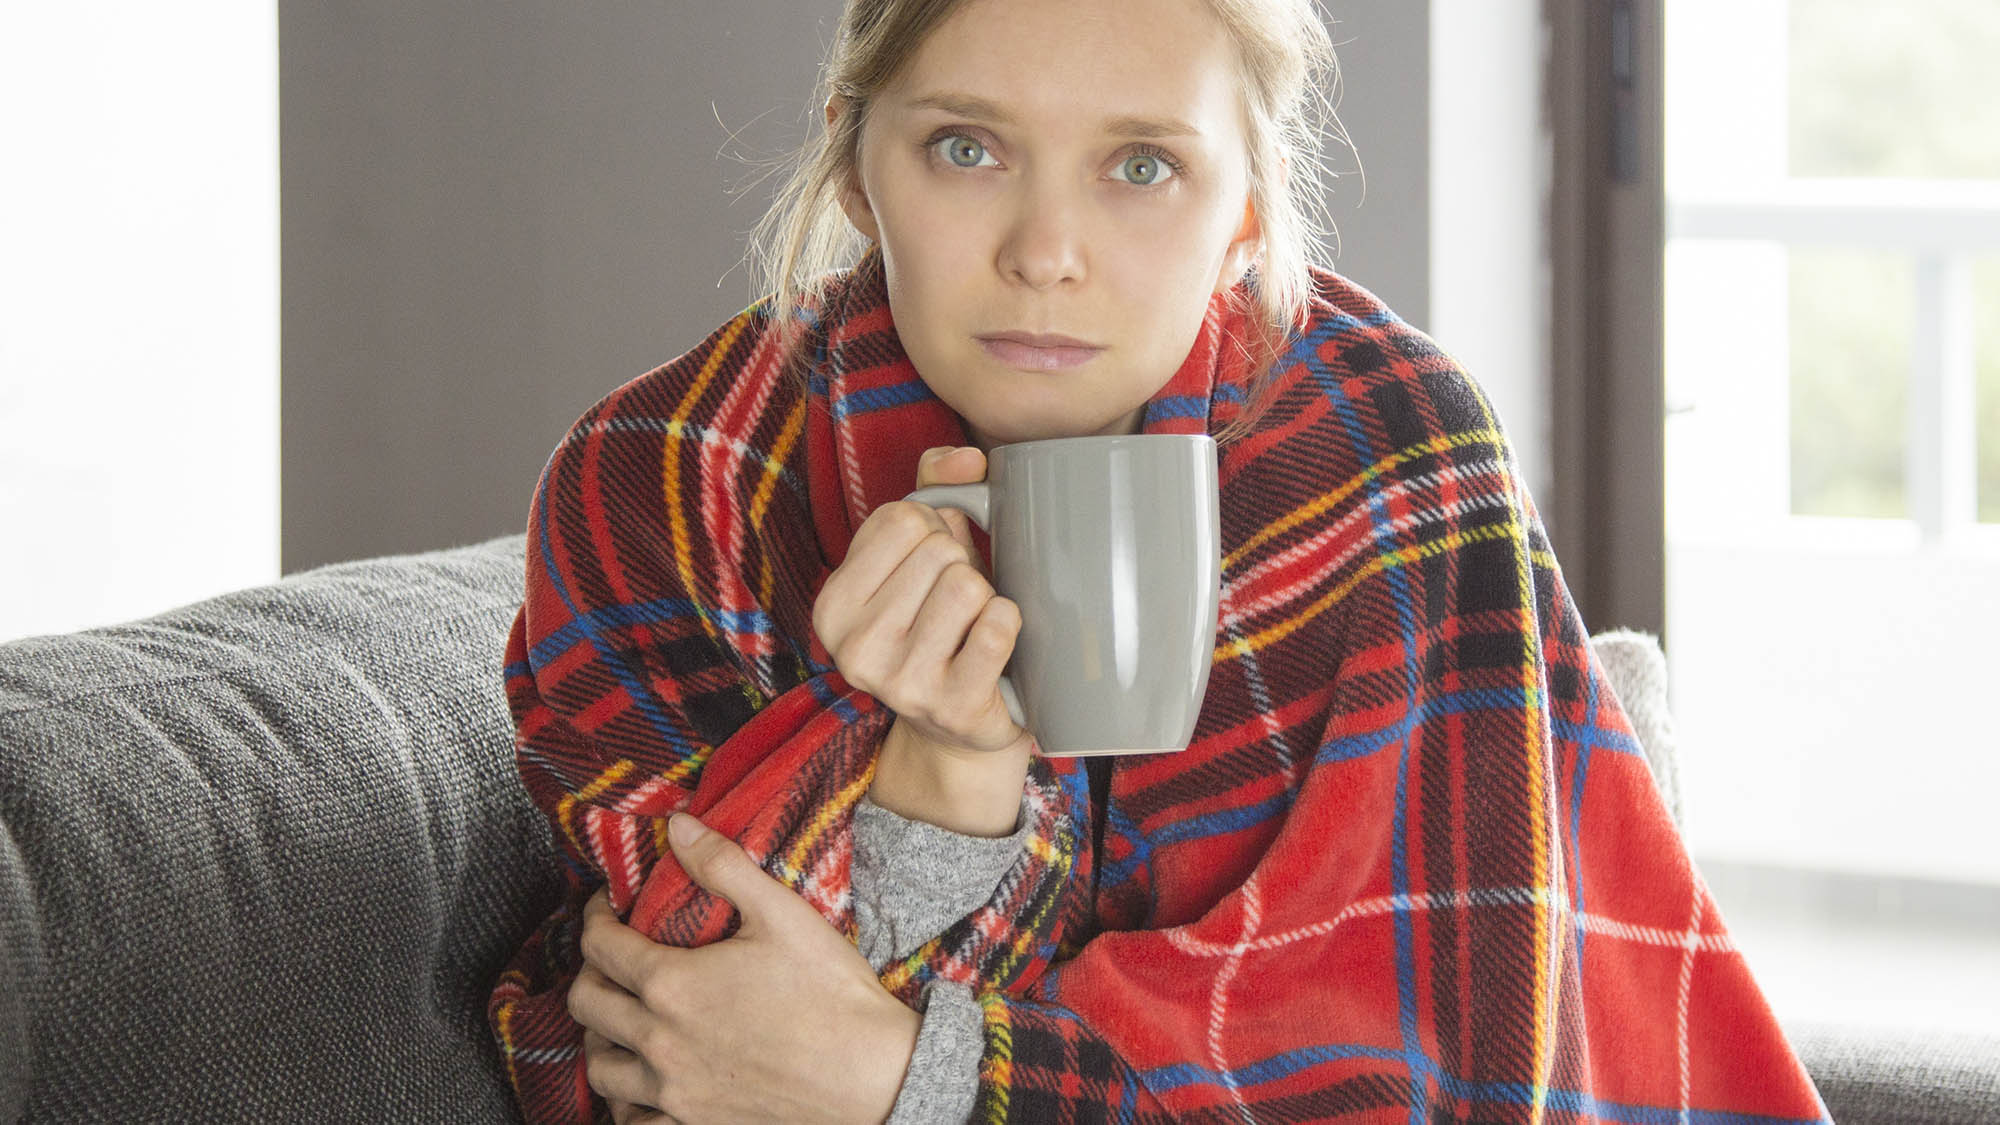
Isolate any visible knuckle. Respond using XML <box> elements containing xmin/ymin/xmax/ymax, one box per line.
<box><xmin>988</xmin><ymin>596</ymin><xmax>1023</xmax><ymax>632</ymax></box>
<box><xmin>636</xmin><ymin>972</ymin><xmax>676</xmax><ymax>1017</ymax></box>
<box><xmin>638</xmin><ymin>1023</ymin><xmax>675</xmax><ymax>1067</ymax></box>
<box><xmin>838</xmin><ymin>630</ymin><xmax>892</xmax><ymax>684</ymax></box>
<box><xmin>939</xmin><ymin>561</ymin><xmax>991</xmax><ymax>601</ymax></box>
<box><xmin>881</xmin><ymin>501</ymin><xmax>937</xmax><ymax>539</ymax></box>
<box><xmin>912</xmin><ymin>529</ymin><xmax>965</xmax><ymax>567</ymax></box>
<box><xmin>971</xmin><ymin>612</ymin><xmax>1015</xmax><ymax>650</ymax></box>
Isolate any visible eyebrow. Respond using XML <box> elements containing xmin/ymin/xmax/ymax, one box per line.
<box><xmin>903</xmin><ymin>91</ymin><xmax>1203</xmax><ymax>140</ymax></box>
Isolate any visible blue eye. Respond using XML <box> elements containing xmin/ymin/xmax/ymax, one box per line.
<box><xmin>1117</xmin><ymin>152</ymin><xmax>1175</xmax><ymax>185</ymax></box>
<box><xmin>934</xmin><ymin>134</ymin><xmax>995</xmax><ymax>168</ymax></box>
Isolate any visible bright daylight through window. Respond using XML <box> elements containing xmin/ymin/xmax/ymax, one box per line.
<box><xmin>0</xmin><ymin>6</ymin><xmax>279</xmax><ymax>643</ymax></box>
<box><xmin>1665</xmin><ymin>0</ymin><xmax>2000</xmax><ymax>1034</ymax></box>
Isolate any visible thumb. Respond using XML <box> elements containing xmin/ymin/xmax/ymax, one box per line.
<box><xmin>666</xmin><ymin>814</ymin><xmax>789</xmax><ymax>934</ymax></box>
<box><xmin>915</xmin><ymin>446</ymin><xmax>987</xmax><ymax>549</ymax></box>
<box><xmin>915</xmin><ymin>445</ymin><xmax>987</xmax><ymax>490</ymax></box>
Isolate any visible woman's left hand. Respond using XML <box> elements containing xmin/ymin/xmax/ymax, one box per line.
<box><xmin>569</xmin><ymin>813</ymin><xmax>922</xmax><ymax>1124</ymax></box>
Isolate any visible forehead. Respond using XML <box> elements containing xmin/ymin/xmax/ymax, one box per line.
<box><xmin>887</xmin><ymin>0</ymin><xmax>1243</xmax><ymax>136</ymax></box>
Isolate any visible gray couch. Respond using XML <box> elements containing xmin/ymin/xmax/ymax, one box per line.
<box><xmin>1</xmin><ymin>533</ymin><xmax>1994</xmax><ymax>1122</ymax></box>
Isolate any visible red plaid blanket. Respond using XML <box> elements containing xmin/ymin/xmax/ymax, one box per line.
<box><xmin>488</xmin><ymin>251</ymin><xmax>1827</xmax><ymax>1123</ymax></box>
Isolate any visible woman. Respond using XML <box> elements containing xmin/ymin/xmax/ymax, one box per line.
<box><xmin>488</xmin><ymin>0</ymin><xmax>1828</xmax><ymax>1121</ymax></box>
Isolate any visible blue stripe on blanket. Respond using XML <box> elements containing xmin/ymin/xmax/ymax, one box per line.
<box><xmin>1313</xmin><ymin>686</ymin><xmax>1536</xmax><ymax>764</ymax></box>
<box><xmin>1567</xmin><ymin>661</ymin><xmax>1611</xmax><ymax>983</ymax></box>
<box><xmin>1303</xmin><ymin>311</ymin><xmax>1429</xmax><ymax>1120</ymax></box>
<box><xmin>831</xmin><ymin>380</ymin><xmax>937</xmax><ymax>420</ymax></box>
<box><xmin>1551</xmin><ymin>715</ymin><xmax>1645</xmax><ymax>758</ymax></box>
<box><xmin>1143</xmin><ymin>395</ymin><xmax>1210</xmax><ymax>421</ymax></box>
<box><xmin>1096</xmin><ymin>800</ymin><xmax>1155</xmax><ymax>887</ymax></box>
<box><xmin>1148</xmin><ymin>791</ymin><xmax>1292</xmax><ymax>847</ymax></box>
<box><xmin>532</xmin><ymin>473</ymin><xmax>699</xmax><ymax>758</ymax></box>
<box><xmin>1142</xmin><ymin>384</ymin><xmax>1244</xmax><ymax>424</ymax></box>
<box><xmin>806</xmin><ymin>675</ymin><xmax>862</xmax><ymax>724</ymax></box>
<box><xmin>527</xmin><ymin>599</ymin><xmax>779</xmax><ymax>668</ymax></box>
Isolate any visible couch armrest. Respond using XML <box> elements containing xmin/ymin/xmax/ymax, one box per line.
<box><xmin>0</xmin><ymin>817</ymin><xmax>44</xmax><ymax>1125</ymax></box>
<box><xmin>0</xmin><ymin>533</ymin><xmax>559</xmax><ymax>1122</ymax></box>
<box><xmin>1789</xmin><ymin>1020</ymin><xmax>2000</xmax><ymax>1124</ymax></box>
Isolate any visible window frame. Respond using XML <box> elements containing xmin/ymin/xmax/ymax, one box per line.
<box><xmin>1544</xmin><ymin>0</ymin><xmax>1667</xmax><ymax>638</ymax></box>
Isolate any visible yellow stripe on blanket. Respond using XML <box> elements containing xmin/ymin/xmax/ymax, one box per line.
<box><xmin>1223</xmin><ymin>429</ymin><xmax>1505</xmax><ymax>570</ymax></box>
<box><xmin>1216</xmin><ymin>521</ymin><xmax>1526</xmax><ymax>666</ymax></box>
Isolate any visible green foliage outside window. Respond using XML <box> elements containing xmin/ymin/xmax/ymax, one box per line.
<box><xmin>1789</xmin><ymin>0</ymin><xmax>2000</xmax><ymax>181</ymax></box>
<box><xmin>1785</xmin><ymin>0</ymin><xmax>2000</xmax><ymax>522</ymax></box>
<box><xmin>1787</xmin><ymin>252</ymin><xmax>1909</xmax><ymax>519</ymax></box>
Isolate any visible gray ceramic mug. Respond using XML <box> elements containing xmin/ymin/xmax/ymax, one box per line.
<box><xmin>904</xmin><ymin>433</ymin><xmax>1221</xmax><ymax>757</ymax></box>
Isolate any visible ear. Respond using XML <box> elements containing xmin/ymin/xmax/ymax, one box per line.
<box><xmin>1212</xmin><ymin>196</ymin><xmax>1264</xmax><ymax>293</ymax></box>
<box><xmin>826</xmin><ymin>96</ymin><xmax>882</xmax><ymax>243</ymax></box>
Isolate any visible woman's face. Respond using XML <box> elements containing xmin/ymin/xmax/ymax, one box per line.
<box><xmin>840</xmin><ymin>0</ymin><xmax>1261</xmax><ymax>451</ymax></box>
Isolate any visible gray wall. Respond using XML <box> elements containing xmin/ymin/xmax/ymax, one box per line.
<box><xmin>1318</xmin><ymin>2</ymin><xmax>1431</xmax><ymax>323</ymax></box>
<box><xmin>279</xmin><ymin>1</ymin><xmax>1435</xmax><ymax>571</ymax></box>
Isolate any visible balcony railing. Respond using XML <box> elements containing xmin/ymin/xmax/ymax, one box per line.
<box><xmin>1668</xmin><ymin>179</ymin><xmax>2000</xmax><ymax>541</ymax></box>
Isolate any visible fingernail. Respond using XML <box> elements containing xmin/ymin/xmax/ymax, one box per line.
<box><xmin>667</xmin><ymin>813</ymin><xmax>706</xmax><ymax>849</ymax></box>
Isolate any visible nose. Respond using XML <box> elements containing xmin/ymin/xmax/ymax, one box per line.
<box><xmin>995</xmin><ymin>177</ymin><xmax>1087</xmax><ymax>291</ymax></box>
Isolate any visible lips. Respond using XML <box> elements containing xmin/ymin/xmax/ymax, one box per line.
<box><xmin>976</xmin><ymin>331</ymin><xmax>1106</xmax><ymax>372</ymax></box>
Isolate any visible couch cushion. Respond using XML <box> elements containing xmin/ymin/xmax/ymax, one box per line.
<box><xmin>0</xmin><ymin>534</ymin><xmax>560</xmax><ymax>1124</ymax></box>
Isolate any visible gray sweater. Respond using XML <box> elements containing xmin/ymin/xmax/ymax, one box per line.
<box><xmin>850</xmin><ymin>795</ymin><xmax>1034</xmax><ymax>1125</ymax></box>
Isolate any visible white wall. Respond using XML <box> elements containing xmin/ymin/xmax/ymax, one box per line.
<box><xmin>1430</xmin><ymin>0</ymin><xmax>1552</xmax><ymax>501</ymax></box>
<box><xmin>0</xmin><ymin>5</ymin><xmax>280</xmax><ymax>641</ymax></box>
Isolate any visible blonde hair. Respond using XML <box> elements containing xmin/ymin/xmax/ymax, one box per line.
<box><xmin>749</xmin><ymin>0</ymin><xmax>1342</xmax><ymax>441</ymax></box>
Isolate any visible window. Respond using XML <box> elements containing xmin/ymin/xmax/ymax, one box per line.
<box><xmin>0</xmin><ymin>6</ymin><xmax>278</xmax><ymax>642</ymax></box>
<box><xmin>1664</xmin><ymin>0</ymin><xmax>2000</xmax><ymax>1032</ymax></box>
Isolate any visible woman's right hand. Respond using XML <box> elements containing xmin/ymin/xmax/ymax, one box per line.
<box><xmin>812</xmin><ymin>446</ymin><xmax>1029</xmax><ymax>756</ymax></box>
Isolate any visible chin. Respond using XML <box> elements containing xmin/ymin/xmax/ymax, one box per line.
<box><xmin>973</xmin><ymin>414</ymin><xmax>1122</xmax><ymax>449</ymax></box>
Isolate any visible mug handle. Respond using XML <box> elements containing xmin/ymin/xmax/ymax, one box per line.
<box><xmin>904</xmin><ymin>483</ymin><xmax>1027</xmax><ymax>729</ymax></box>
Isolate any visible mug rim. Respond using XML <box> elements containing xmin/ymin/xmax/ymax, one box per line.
<box><xmin>989</xmin><ymin>433</ymin><xmax>1217</xmax><ymax>455</ymax></box>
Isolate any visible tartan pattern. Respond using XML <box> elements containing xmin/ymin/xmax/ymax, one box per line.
<box><xmin>487</xmin><ymin>250</ymin><xmax>1828</xmax><ymax>1123</ymax></box>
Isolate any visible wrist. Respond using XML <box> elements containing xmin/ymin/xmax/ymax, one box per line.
<box><xmin>869</xmin><ymin>717</ymin><xmax>1031</xmax><ymax>837</ymax></box>
<box><xmin>855</xmin><ymin>994</ymin><xmax>923</xmax><ymax>1125</ymax></box>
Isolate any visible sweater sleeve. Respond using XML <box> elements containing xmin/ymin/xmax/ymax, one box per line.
<box><xmin>851</xmin><ymin>793</ymin><xmax>1033</xmax><ymax>968</ymax></box>
<box><xmin>857</xmin><ymin>796</ymin><xmax>1177</xmax><ymax>1125</ymax></box>
<box><xmin>852</xmin><ymin>794</ymin><xmax>1033</xmax><ymax>1125</ymax></box>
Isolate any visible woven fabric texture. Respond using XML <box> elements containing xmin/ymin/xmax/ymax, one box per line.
<box><xmin>489</xmin><ymin>251</ymin><xmax>1828</xmax><ymax>1123</ymax></box>
<box><xmin>0</xmin><ymin>535</ymin><xmax>561</xmax><ymax>1124</ymax></box>
<box><xmin>1791</xmin><ymin>1021</ymin><xmax>2000</xmax><ymax>1125</ymax></box>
